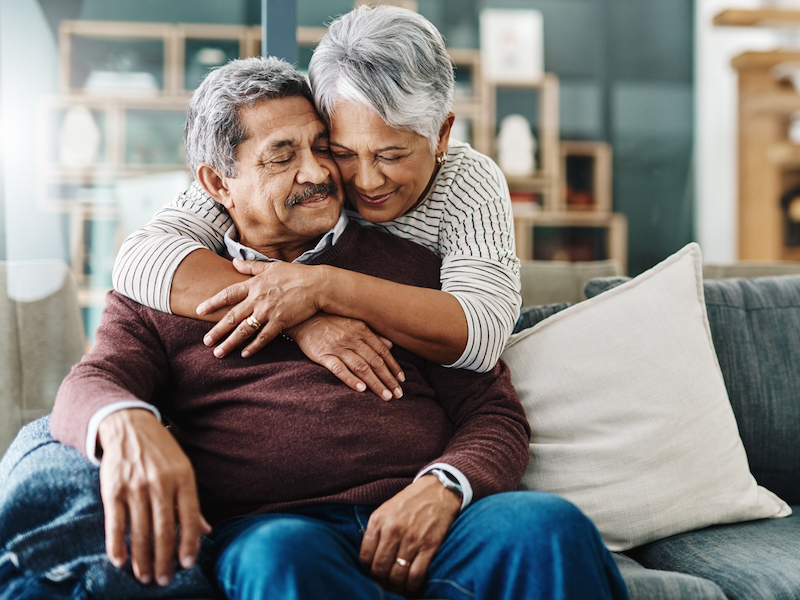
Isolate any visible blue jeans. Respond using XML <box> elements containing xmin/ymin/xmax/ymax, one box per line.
<box><xmin>0</xmin><ymin>417</ymin><xmax>218</xmax><ymax>599</ymax></box>
<box><xmin>211</xmin><ymin>494</ymin><xmax>627</xmax><ymax>600</ymax></box>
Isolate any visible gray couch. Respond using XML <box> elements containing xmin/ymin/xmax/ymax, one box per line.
<box><xmin>4</xmin><ymin>259</ymin><xmax>800</xmax><ymax>599</ymax></box>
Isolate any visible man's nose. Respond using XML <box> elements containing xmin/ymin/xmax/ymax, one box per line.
<box><xmin>296</xmin><ymin>151</ymin><xmax>329</xmax><ymax>184</ymax></box>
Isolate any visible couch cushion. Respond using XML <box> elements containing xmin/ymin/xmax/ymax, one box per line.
<box><xmin>501</xmin><ymin>243</ymin><xmax>789</xmax><ymax>551</ymax></box>
<box><xmin>0</xmin><ymin>261</ymin><xmax>86</xmax><ymax>457</ymax></box>
<box><xmin>628</xmin><ymin>509</ymin><xmax>800</xmax><ymax>600</ymax></box>
<box><xmin>586</xmin><ymin>273</ymin><xmax>800</xmax><ymax>506</ymax></box>
<box><xmin>613</xmin><ymin>553</ymin><xmax>726</xmax><ymax>600</ymax></box>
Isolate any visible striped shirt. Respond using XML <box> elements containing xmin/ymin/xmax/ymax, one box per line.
<box><xmin>112</xmin><ymin>140</ymin><xmax>521</xmax><ymax>372</ymax></box>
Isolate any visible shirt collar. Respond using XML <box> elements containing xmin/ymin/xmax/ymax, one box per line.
<box><xmin>224</xmin><ymin>211</ymin><xmax>349</xmax><ymax>264</ymax></box>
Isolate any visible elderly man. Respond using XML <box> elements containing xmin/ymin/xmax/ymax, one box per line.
<box><xmin>30</xmin><ymin>58</ymin><xmax>627</xmax><ymax>600</ymax></box>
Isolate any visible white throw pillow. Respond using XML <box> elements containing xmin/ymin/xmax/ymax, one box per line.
<box><xmin>501</xmin><ymin>243</ymin><xmax>791</xmax><ymax>551</ymax></box>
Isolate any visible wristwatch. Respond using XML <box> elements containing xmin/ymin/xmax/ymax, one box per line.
<box><xmin>429</xmin><ymin>468</ymin><xmax>464</xmax><ymax>498</ymax></box>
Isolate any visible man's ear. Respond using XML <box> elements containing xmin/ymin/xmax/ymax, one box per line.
<box><xmin>436</xmin><ymin>112</ymin><xmax>456</xmax><ymax>156</ymax></box>
<box><xmin>196</xmin><ymin>164</ymin><xmax>234</xmax><ymax>209</ymax></box>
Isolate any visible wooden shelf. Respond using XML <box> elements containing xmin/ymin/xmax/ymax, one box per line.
<box><xmin>512</xmin><ymin>209</ymin><xmax>627</xmax><ymax>272</ymax></box>
<box><xmin>714</xmin><ymin>8</ymin><xmax>800</xmax><ymax>27</ymax></box>
<box><xmin>731</xmin><ymin>47</ymin><xmax>800</xmax><ymax>260</ymax></box>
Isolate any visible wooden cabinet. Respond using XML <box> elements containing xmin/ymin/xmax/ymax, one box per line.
<box><xmin>716</xmin><ymin>9</ymin><xmax>800</xmax><ymax>261</ymax></box>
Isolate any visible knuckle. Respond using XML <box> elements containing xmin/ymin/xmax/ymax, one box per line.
<box><xmin>368</xmin><ymin>355</ymin><xmax>386</xmax><ymax>369</ymax></box>
<box><xmin>352</xmin><ymin>361</ymin><xmax>371</xmax><ymax>376</ymax></box>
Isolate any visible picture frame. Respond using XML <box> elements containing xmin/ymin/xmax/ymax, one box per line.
<box><xmin>479</xmin><ymin>9</ymin><xmax>544</xmax><ymax>85</ymax></box>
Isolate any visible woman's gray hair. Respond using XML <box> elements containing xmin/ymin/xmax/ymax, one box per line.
<box><xmin>185</xmin><ymin>56</ymin><xmax>313</xmax><ymax>177</ymax></box>
<box><xmin>308</xmin><ymin>5</ymin><xmax>454</xmax><ymax>152</ymax></box>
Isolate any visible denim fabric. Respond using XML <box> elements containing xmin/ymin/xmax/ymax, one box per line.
<box><xmin>0</xmin><ymin>416</ymin><xmax>219</xmax><ymax>600</ymax></box>
<box><xmin>627</xmin><ymin>508</ymin><xmax>800</xmax><ymax>600</ymax></box>
<box><xmin>512</xmin><ymin>303</ymin><xmax>572</xmax><ymax>333</ymax></box>
<box><xmin>211</xmin><ymin>493</ymin><xmax>628</xmax><ymax>600</ymax></box>
<box><xmin>612</xmin><ymin>554</ymin><xmax>726</xmax><ymax>600</ymax></box>
<box><xmin>701</xmin><ymin>276</ymin><xmax>800</xmax><ymax>505</ymax></box>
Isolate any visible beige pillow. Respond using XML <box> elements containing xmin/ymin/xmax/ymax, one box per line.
<box><xmin>502</xmin><ymin>243</ymin><xmax>790</xmax><ymax>551</ymax></box>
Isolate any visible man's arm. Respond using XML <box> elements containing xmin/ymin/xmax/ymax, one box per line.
<box><xmin>50</xmin><ymin>293</ymin><xmax>209</xmax><ymax>588</ymax></box>
<box><xmin>359</xmin><ymin>359</ymin><xmax>531</xmax><ymax>594</ymax></box>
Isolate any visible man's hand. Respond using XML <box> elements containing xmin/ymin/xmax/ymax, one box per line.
<box><xmin>97</xmin><ymin>409</ymin><xmax>211</xmax><ymax>586</ymax></box>
<box><xmin>288</xmin><ymin>314</ymin><xmax>404</xmax><ymax>400</ymax></box>
<box><xmin>360</xmin><ymin>475</ymin><xmax>461</xmax><ymax>594</ymax></box>
<box><xmin>197</xmin><ymin>259</ymin><xmax>324</xmax><ymax>358</ymax></box>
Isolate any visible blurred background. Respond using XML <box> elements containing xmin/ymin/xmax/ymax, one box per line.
<box><xmin>0</xmin><ymin>0</ymin><xmax>794</xmax><ymax>339</ymax></box>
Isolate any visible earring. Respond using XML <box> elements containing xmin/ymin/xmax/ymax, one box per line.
<box><xmin>436</xmin><ymin>154</ymin><xmax>447</xmax><ymax>166</ymax></box>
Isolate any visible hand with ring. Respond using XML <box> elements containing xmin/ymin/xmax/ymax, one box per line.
<box><xmin>246</xmin><ymin>315</ymin><xmax>261</xmax><ymax>330</ymax></box>
<box><xmin>360</xmin><ymin>475</ymin><xmax>461</xmax><ymax>594</ymax></box>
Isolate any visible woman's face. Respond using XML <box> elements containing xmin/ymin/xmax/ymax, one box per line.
<box><xmin>328</xmin><ymin>101</ymin><xmax>452</xmax><ymax>223</ymax></box>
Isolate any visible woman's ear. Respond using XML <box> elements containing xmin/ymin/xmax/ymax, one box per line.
<box><xmin>436</xmin><ymin>112</ymin><xmax>456</xmax><ymax>156</ymax></box>
<box><xmin>197</xmin><ymin>164</ymin><xmax>234</xmax><ymax>209</ymax></box>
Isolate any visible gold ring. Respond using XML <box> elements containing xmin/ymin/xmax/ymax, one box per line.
<box><xmin>395</xmin><ymin>557</ymin><xmax>409</xmax><ymax>568</ymax></box>
<box><xmin>246</xmin><ymin>315</ymin><xmax>262</xmax><ymax>330</ymax></box>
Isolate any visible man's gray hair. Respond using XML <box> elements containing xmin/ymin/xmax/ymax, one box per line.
<box><xmin>185</xmin><ymin>56</ymin><xmax>313</xmax><ymax>177</ymax></box>
<box><xmin>308</xmin><ymin>5</ymin><xmax>454</xmax><ymax>152</ymax></box>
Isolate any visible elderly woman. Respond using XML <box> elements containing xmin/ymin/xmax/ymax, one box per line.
<box><xmin>112</xmin><ymin>5</ymin><xmax>520</xmax><ymax>398</ymax></box>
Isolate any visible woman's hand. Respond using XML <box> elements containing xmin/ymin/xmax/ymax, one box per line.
<box><xmin>197</xmin><ymin>259</ymin><xmax>324</xmax><ymax>358</ymax></box>
<box><xmin>286</xmin><ymin>313</ymin><xmax>405</xmax><ymax>400</ymax></box>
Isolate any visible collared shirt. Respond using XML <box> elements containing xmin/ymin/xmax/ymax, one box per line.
<box><xmin>224</xmin><ymin>211</ymin><xmax>349</xmax><ymax>264</ymax></box>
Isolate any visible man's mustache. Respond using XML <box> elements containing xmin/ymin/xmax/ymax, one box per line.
<box><xmin>285</xmin><ymin>182</ymin><xmax>339</xmax><ymax>207</ymax></box>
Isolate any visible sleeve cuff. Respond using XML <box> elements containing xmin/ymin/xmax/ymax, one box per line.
<box><xmin>414</xmin><ymin>462</ymin><xmax>473</xmax><ymax>511</ymax></box>
<box><xmin>86</xmin><ymin>401</ymin><xmax>162</xmax><ymax>465</ymax></box>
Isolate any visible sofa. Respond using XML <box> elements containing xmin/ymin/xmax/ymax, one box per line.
<box><xmin>4</xmin><ymin>253</ymin><xmax>800</xmax><ymax>599</ymax></box>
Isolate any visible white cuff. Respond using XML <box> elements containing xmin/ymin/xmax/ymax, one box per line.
<box><xmin>414</xmin><ymin>462</ymin><xmax>473</xmax><ymax>511</ymax></box>
<box><xmin>86</xmin><ymin>401</ymin><xmax>162</xmax><ymax>465</ymax></box>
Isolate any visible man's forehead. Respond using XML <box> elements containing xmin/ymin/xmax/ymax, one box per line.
<box><xmin>242</xmin><ymin>97</ymin><xmax>328</xmax><ymax>147</ymax></box>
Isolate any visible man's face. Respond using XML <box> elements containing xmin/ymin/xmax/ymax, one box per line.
<box><xmin>220</xmin><ymin>96</ymin><xmax>344</xmax><ymax>259</ymax></box>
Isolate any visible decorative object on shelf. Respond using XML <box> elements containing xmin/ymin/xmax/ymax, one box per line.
<box><xmin>497</xmin><ymin>114</ymin><xmax>536</xmax><ymax>176</ymax></box>
<box><xmin>58</xmin><ymin>107</ymin><xmax>101</xmax><ymax>168</ymax></box>
<box><xmin>480</xmin><ymin>9</ymin><xmax>544</xmax><ymax>84</ymax></box>
<box><xmin>780</xmin><ymin>185</ymin><xmax>800</xmax><ymax>246</ymax></box>
<box><xmin>789</xmin><ymin>110</ymin><xmax>800</xmax><ymax>144</ymax></box>
<box><xmin>771</xmin><ymin>61</ymin><xmax>800</xmax><ymax>90</ymax></box>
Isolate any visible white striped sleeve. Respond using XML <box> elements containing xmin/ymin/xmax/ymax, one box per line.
<box><xmin>442</xmin><ymin>257</ymin><xmax>520</xmax><ymax>372</ymax></box>
<box><xmin>112</xmin><ymin>183</ymin><xmax>232</xmax><ymax>313</ymax></box>
<box><xmin>438</xmin><ymin>156</ymin><xmax>521</xmax><ymax>373</ymax></box>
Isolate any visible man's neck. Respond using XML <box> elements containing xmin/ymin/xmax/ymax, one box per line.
<box><xmin>240</xmin><ymin>235</ymin><xmax>323</xmax><ymax>263</ymax></box>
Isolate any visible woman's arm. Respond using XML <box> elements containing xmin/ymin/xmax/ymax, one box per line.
<box><xmin>112</xmin><ymin>182</ymin><xmax>232</xmax><ymax>313</ymax></box>
<box><xmin>199</xmin><ymin>260</ymin><xmax>468</xmax><ymax>365</ymax></box>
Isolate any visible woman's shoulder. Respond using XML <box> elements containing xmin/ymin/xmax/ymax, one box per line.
<box><xmin>428</xmin><ymin>140</ymin><xmax>510</xmax><ymax>214</ymax></box>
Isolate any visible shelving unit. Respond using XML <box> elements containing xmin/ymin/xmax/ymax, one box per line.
<box><xmin>716</xmin><ymin>8</ymin><xmax>800</xmax><ymax>260</ymax></box>
<box><xmin>47</xmin><ymin>18</ymin><xmax>628</xmax><ymax>306</ymax></box>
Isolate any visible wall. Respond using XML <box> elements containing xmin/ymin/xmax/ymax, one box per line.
<box><xmin>0</xmin><ymin>0</ymin><xmax>66</xmax><ymax>263</ymax></box>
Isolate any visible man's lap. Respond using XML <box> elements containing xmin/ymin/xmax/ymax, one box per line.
<box><xmin>211</xmin><ymin>493</ymin><xmax>627</xmax><ymax>600</ymax></box>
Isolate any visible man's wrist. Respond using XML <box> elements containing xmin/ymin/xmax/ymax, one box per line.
<box><xmin>98</xmin><ymin>408</ymin><xmax>160</xmax><ymax>448</ymax></box>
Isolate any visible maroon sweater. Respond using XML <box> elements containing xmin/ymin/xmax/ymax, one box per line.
<box><xmin>52</xmin><ymin>223</ymin><xmax>530</xmax><ymax>525</ymax></box>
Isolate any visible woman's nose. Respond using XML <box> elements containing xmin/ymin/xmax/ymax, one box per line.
<box><xmin>353</xmin><ymin>160</ymin><xmax>385</xmax><ymax>191</ymax></box>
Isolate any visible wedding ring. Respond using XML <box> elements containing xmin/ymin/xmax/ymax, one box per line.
<box><xmin>395</xmin><ymin>557</ymin><xmax>410</xmax><ymax>568</ymax></box>
<box><xmin>246</xmin><ymin>315</ymin><xmax>262</xmax><ymax>330</ymax></box>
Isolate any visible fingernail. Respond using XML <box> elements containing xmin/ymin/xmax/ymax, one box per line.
<box><xmin>356</xmin><ymin>382</ymin><xmax>366</xmax><ymax>392</ymax></box>
<box><xmin>382</xmin><ymin>389</ymin><xmax>392</xmax><ymax>401</ymax></box>
<box><xmin>213</xmin><ymin>347</ymin><xmax>224</xmax><ymax>358</ymax></box>
<box><xmin>157</xmin><ymin>575</ymin><xmax>170</xmax><ymax>587</ymax></box>
<box><xmin>204</xmin><ymin>335</ymin><xmax>213</xmax><ymax>346</ymax></box>
<box><xmin>140</xmin><ymin>573</ymin><xmax>152</xmax><ymax>584</ymax></box>
<box><xmin>398</xmin><ymin>371</ymin><xmax>405</xmax><ymax>382</ymax></box>
<box><xmin>241</xmin><ymin>350</ymin><xmax>250</xmax><ymax>358</ymax></box>
<box><xmin>394</xmin><ymin>387</ymin><xmax>403</xmax><ymax>399</ymax></box>
<box><xmin>181</xmin><ymin>554</ymin><xmax>196</xmax><ymax>569</ymax></box>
